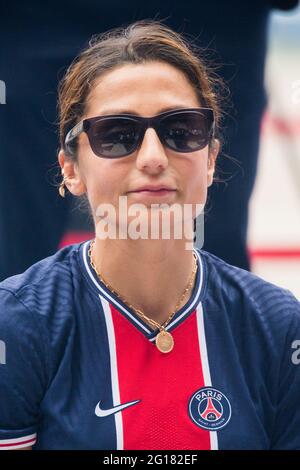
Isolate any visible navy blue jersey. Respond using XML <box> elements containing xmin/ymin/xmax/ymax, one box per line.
<box><xmin>0</xmin><ymin>240</ymin><xmax>300</xmax><ymax>450</ymax></box>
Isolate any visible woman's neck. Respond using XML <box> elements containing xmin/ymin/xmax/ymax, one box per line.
<box><xmin>91</xmin><ymin>237</ymin><xmax>196</xmax><ymax>325</ymax></box>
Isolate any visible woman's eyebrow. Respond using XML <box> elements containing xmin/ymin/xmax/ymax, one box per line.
<box><xmin>97</xmin><ymin>105</ymin><xmax>189</xmax><ymax>116</ymax></box>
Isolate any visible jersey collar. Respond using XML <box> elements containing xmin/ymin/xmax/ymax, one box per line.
<box><xmin>79</xmin><ymin>240</ymin><xmax>206</xmax><ymax>339</ymax></box>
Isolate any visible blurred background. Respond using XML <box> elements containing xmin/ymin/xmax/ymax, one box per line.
<box><xmin>248</xmin><ymin>5</ymin><xmax>300</xmax><ymax>299</ymax></box>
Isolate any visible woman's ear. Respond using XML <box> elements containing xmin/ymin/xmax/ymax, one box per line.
<box><xmin>207</xmin><ymin>139</ymin><xmax>220</xmax><ymax>187</ymax></box>
<box><xmin>58</xmin><ymin>149</ymin><xmax>87</xmax><ymax>196</ymax></box>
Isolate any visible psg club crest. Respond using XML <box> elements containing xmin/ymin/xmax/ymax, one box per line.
<box><xmin>188</xmin><ymin>387</ymin><xmax>231</xmax><ymax>431</ymax></box>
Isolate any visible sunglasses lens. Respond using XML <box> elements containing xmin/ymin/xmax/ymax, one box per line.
<box><xmin>90</xmin><ymin>118</ymin><xmax>140</xmax><ymax>157</ymax></box>
<box><xmin>87</xmin><ymin>110</ymin><xmax>214</xmax><ymax>158</ymax></box>
<box><xmin>160</xmin><ymin>111</ymin><xmax>213</xmax><ymax>152</ymax></box>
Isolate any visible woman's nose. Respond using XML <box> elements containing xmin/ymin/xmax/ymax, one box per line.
<box><xmin>135</xmin><ymin>127</ymin><xmax>169</xmax><ymax>172</ymax></box>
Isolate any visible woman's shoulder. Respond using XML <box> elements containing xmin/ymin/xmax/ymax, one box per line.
<box><xmin>0</xmin><ymin>242</ymin><xmax>84</xmax><ymax>322</ymax></box>
<box><xmin>197</xmin><ymin>248</ymin><xmax>300</xmax><ymax>326</ymax></box>
<box><xmin>0</xmin><ymin>243</ymin><xmax>87</xmax><ymax>446</ymax></box>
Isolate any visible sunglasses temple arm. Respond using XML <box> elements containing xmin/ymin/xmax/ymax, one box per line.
<box><xmin>210</xmin><ymin>119</ymin><xmax>215</xmax><ymax>138</ymax></box>
<box><xmin>65</xmin><ymin>120</ymin><xmax>84</xmax><ymax>146</ymax></box>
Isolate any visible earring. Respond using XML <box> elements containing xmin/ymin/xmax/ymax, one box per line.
<box><xmin>58</xmin><ymin>171</ymin><xmax>69</xmax><ymax>198</ymax></box>
<box><xmin>59</xmin><ymin>179</ymin><xmax>66</xmax><ymax>198</ymax></box>
<box><xmin>193</xmin><ymin>218</ymin><xmax>197</xmax><ymax>243</ymax></box>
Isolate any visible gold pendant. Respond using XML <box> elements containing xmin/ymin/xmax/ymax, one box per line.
<box><xmin>155</xmin><ymin>330</ymin><xmax>174</xmax><ymax>353</ymax></box>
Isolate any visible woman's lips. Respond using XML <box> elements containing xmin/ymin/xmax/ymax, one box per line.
<box><xmin>133</xmin><ymin>189</ymin><xmax>175</xmax><ymax>194</ymax></box>
<box><xmin>127</xmin><ymin>189</ymin><xmax>177</xmax><ymax>200</ymax></box>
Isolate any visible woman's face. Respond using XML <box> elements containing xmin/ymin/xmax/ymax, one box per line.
<box><xmin>59</xmin><ymin>61</ymin><xmax>219</xmax><ymax>231</ymax></box>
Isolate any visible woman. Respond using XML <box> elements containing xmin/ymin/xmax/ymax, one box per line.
<box><xmin>0</xmin><ymin>20</ymin><xmax>300</xmax><ymax>451</ymax></box>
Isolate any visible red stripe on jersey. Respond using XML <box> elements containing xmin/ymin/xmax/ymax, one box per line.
<box><xmin>110</xmin><ymin>305</ymin><xmax>211</xmax><ymax>450</ymax></box>
<box><xmin>0</xmin><ymin>437</ymin><xmax>36</xmax><ymax>447</ymax></box>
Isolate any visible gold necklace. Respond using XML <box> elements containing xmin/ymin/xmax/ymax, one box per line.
<box><xmin>88</xmin><ymin>239</ymin><xmax>198</xmax><ymax>354</ymax></box>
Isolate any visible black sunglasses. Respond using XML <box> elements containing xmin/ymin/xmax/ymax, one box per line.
<box><xmin>64</xmin><ymin>107</ymin><xmax>215</xmax><ymax>159</ymax></box>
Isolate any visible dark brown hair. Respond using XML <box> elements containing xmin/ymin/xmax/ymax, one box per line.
<box><xmin>57</xmin><ymin>19</ymin><xmax>224</xmax><ymax>160</ymax></box>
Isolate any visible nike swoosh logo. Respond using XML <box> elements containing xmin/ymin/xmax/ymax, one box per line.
<box><xmin>95</xmin><ymin>399</ymin><xmax>140</xmax><ymax>417</ymax></box>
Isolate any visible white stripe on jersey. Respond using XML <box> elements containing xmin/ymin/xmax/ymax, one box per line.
<box><xmin>196</xmin><ymin>303</ymin><xmax>218</xmax><ymax>450</ymax></box>
<box><xmin>101</xmin><ymin>297</ymin><xmax>124</xmax><ymax>450</ymax></box>
<box><xmin>0</xmin><ymin>433</ymin><xmax>37</xmax><ymax>449</ymax></box>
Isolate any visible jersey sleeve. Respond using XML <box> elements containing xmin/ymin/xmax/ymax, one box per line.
<box><xmin>270</xmin><ymin>292</ymin><xmax>300</xmax><ymax>449</ymax></box>
<box><xmin>0</xmin><ymin>288</ymin><xmax>50</xmax><ymax>449</ymax></box>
